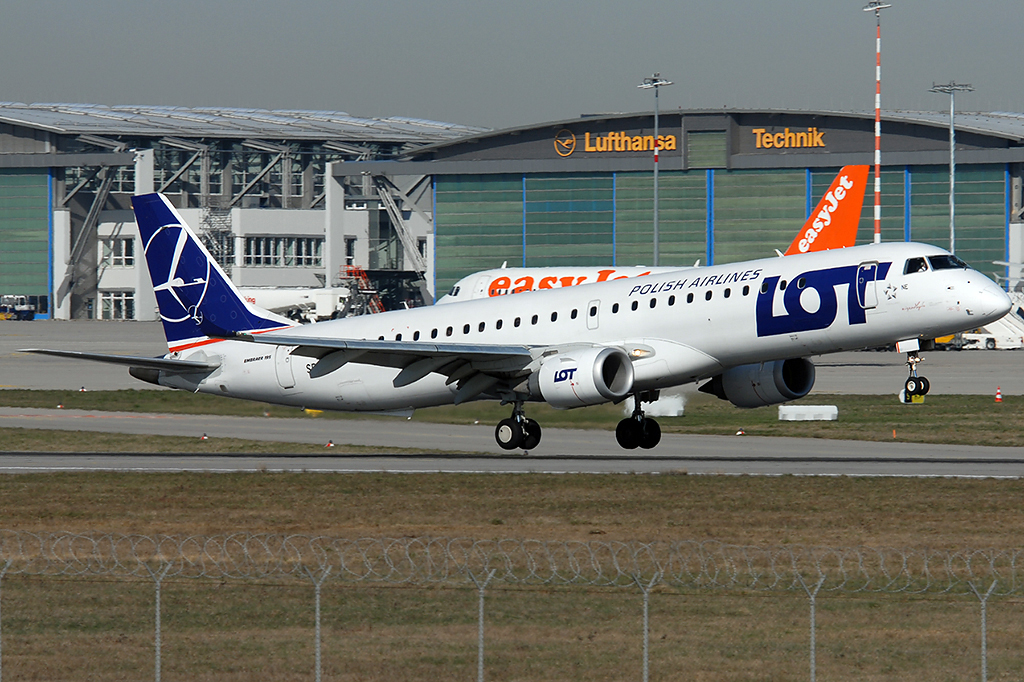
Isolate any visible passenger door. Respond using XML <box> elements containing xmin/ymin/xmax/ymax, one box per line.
<box><xmin>857</xmin><ymin>262</ymin><xmax>879</xmax><ymax>309</ymax></box>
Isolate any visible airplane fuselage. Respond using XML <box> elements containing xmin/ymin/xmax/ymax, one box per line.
<box><xmin>164</xmin><ymin>242</ymin><xmax>1009</xmax><ymax>412</ymax></box>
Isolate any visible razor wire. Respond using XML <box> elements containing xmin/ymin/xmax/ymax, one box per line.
<box><xmin>0</xmin><ymin>532</ymin><xmax>1021</xmax><ymax>596</ymax></box>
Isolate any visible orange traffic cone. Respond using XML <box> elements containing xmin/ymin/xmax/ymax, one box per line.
<box><xmin>996</xmin><ymin>387</ymin><xmax>1003</xmax><ymax>403</ymax></box>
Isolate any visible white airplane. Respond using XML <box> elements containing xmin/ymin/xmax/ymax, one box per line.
<box><xmin>24</xmin><ymin>193</ymin><xmax>1010</xmax><ymax>452</ymax></box>
<box><xmin>438</xmin><ymin>165</ymin><xmax>870</xmax><ymax>304</ymax></box>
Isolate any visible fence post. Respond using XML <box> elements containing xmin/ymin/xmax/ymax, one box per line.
<box><xmin>969</xmin><ymin>580</ymin><xmax>998</xmax><ymax>682</ymax></box>
<box><xmin>796</xmin><ymin>574</ymin><xmax>826</xmax><ymax>682</ymax></box>
<box><xmin>633</xmin><ymin>573</ymin><xmax>662</xmax><ymax>682</ymax></box>
<box><xmin>0</xmin><ymin>559</ymin><xmax>12</xmax><ymax>682</ymax></box>
<box><xmin>150</xmin><ymin>563</ymin><xmax>173</xmax><ymax>682</ymax></box>
<box><xmin>304</xmin><ymin>566</ymin><xmax>332</xmax><ymax>682</ymax></box>
<box><xmin>467</xmin><ymin>569</ymin><xmax>496</xmax><ymax>682</ymax></box>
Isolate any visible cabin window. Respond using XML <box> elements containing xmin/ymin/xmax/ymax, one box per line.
<box><xmin>796</xmin><ymin>277</ymin><xmax>806</xmax><ymax>289</ymax></box>
<box><xmin>496</xmin><ymin>319</ymin><xmax>503</xmax><ymax>330</ymax></box>
<box><xmin>431</xmin><ymin>329</ymin><xmax>438</xmax><ymax>339</ymax></box>
<box><xmin>395</xmin><ymin>333</ymin><xmax>402</xmax><ymax>341</ymax></box>
<box><xmin>631</xmin><ymin>301</ymin><xmax>639</xmax><ymax>311</ymax></box>
<box><xmin>514</xmin><ymin>317</ymin><xmax>521</xmax><ymax>327</ymax></box>
<box><xmin>531</xmin><ymin>314</ymin><xmax>538</xmax><ymax>325</ymax></box>
<box><xmin>413</xmin><ymin>331</ymin><xmax>420</xmax><ymax>341</ymax></box>
<box><xmin>571</xmin><ymin>309</ymin><xmax>578</xmax><ymax>319</ymax></box>
<box><xmin>668</xmin><ymin>295</ymin><xmax>675</xmax><ymax>306</ymax></box>
<box><xmin>779</xmin><ymin>280</ymin><xmax>787</xmax><ymax>291</ymax></box>
<box><xmin>724</xmin><ymin>288</ymin><xmax>731</xmax><ymax>299</ymax></box>
<box><xmin>478</xmin><ymin>322</ymin><xmax>485</xmax><ymax>332</ymax></box>
<box><xmin>760</xmin><ymin>281</ymin><xmax>770</xmax><ymax>294</ymax></box>
<box><xmin>378</xmin><ymin>335</ymin><xmax>385</xmax><ymax>341</ymax></box>
<box><xmin>463</xmin><ymin>324</ymin><xmax>470</xmax><ymax>335</ymax></box>
<box><xmin>742</xmin><ymin>285</ymin><xmax>750</xmax><ymax>296</ymax></box>
<box><xmin>705</xmin><ymin>291</ymin><xmax>713</xmax><ymax>301</ymax></box>
<box><xmin>550</xmin><ymin>311</ymin><xmax>558</xmax><ymax>322</ymax></box>
<box><xmin>590</xmin><ymin>305</ymin><xmax>598</xmax><ymax>316</ymax></box>
<box><xmin>612</xmin><ymin>303</ymin><xmax>620</xmax><ymax>313</ymax></box>
<box><xmin>687</xmin><ymin>293</ymin><xmax>694</xmax><ymax>303</ymax></box>
<box><xmin>649</xmin><ymin>298</ymin><xmax>657</xmax><ymax>309</ymax></box>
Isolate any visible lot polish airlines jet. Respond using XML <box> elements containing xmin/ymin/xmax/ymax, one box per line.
<box><xmin>438</xmin><ymin>166</ymin><xmax>870</xmax><ymax>304</ymax></box>
<box><xmin>25</xmin><ymin>190</ymin><xmax>1009</xmax><ymax>451</ymax></box>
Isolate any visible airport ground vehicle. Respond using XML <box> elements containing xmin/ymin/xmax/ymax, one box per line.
<box><xmin>0</xmin><ymin>295</ymin><xmax>35</xmax><ymax>321</ymax></box>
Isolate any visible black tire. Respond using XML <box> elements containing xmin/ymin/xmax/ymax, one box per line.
<box><xmin>905</xmin><ymin>377</ymin><xmax>920</xmax><ymax>395</ymax></box>
<box><xmin>919</xmin><ymin>377</ymin><xmax>931</xmax><ymax>395</ymax></box>
<box><xmin>638</xmin><ymin>418</ymin><xmax>662</xmax><ymax>449</ymax></box>
<box><xmin>495</xmin><ymin>418</ymin><xmax>523</xmax><ymax>450</ymax></box>
<box><xmin>521</xmin><ymin>419</ymin><xmax>542</xmax><ymax>450</ymax></box>
<box><xmin>615</xmin><ymin>418</ymin><xmax>642</xmax><ymax>449</ymax></box>
<box><xmin>986</xmin><ymin>338</ymin><xmax>996</xmax><ymax>350</ymax></box>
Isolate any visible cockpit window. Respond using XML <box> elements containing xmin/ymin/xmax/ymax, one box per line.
<box><xmin>904</xmin><ymin>257</ymin><xmax>928</xmax><ymax>275</ymax></box>
<box><xmin>928</xmin><ymin>255</ymin><xmax>969</xmax><ymax>270</ymax></box>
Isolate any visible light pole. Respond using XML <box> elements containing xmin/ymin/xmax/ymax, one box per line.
<box><xmin>863</xmin><ymin>1</ymin><xmax>892</xmax><ymax>244</ymax></box>
<box><xmin>638</xmin><ymin>73</ymin><xmax>673</xmax><ymax>266</ymax></box>
<box><xmin>929</xmin><ymin>81</ymin><xmax>973</xmax><ymax>255</ymax></box>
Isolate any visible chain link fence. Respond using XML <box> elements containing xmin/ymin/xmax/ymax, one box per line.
<box><xmin>0</xmin><ymin>532</ymin><xmax>1019</xmax><ymax>681</ymax></box>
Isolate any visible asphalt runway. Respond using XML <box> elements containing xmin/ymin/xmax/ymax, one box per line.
<box><xmin>3</xmin><ymin>407</ymin><xmax>1023</xmax><ymax>477</ymax></box>
<box><xmin>3</xmin><ymin>320</ymin><xmax>1022</xmax><ymax>395</ymax></box>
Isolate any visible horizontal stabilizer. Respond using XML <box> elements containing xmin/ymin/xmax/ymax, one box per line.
<box><xmin>19</xmin><ymin>349</ymin><xmax>220</xmax><ymax>372</ymax></box>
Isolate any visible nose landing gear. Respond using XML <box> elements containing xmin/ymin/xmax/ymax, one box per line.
<box><xmin>615</xmin><ymin>392</ymin><xmax>662</xmax><ymax>449</ymax></box>
<box><xmin>495</xmin><ymin>402</ymin><xmax>542</xmax><ymax>451</ymax></box>
<box><xmin>903</xmin><ymin>351</ymin><xmax>931</xmax><ymax>399</ymax></box>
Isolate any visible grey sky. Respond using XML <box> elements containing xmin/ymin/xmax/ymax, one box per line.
<box><xmin>1</xmin><ymin>0</ymin><xmax>1020</xmax><ymax>131</ymax></box>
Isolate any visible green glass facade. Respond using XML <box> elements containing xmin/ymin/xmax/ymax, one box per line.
<box><xmin>0</xmin><ymin>169</ymin><xmax>50</xmax><ymax>301</ymax></box>
<box><xmin>433</xmin><ymin>164</ymin><xmax>1010</xmax><ymax>295</ymax></box>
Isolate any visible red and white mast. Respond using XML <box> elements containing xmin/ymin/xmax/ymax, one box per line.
<box><xmin>864</xmin><ymin>2</ymin><xmax>891</xmax><ymax>244</ymax></box>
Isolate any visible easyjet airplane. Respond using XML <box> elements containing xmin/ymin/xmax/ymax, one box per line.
<box><xmin>438</xmin><ymin>166</ymin><xmax>869</xmax><ymax>304</ymax></box>
<box><xmin>24</xmin><ymin>186</ymin><xmax>1008</xmax><ymax>452</ymax></box>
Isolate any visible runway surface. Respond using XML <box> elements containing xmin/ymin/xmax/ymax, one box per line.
<box><xmin>3</xmin><ymin>407</ymin><xmax>1022</xmax><ymax>477</ymax></box>
<box><xmin>3</xmin><ymin>320</ymin><xmax>1022</xmax><ymax>394</ymax></box>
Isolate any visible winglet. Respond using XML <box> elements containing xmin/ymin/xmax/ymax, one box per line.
<box><xmin>785</xmin><ymin>165</ymin><xmax>869</xmax><ymax>255</ymax></box>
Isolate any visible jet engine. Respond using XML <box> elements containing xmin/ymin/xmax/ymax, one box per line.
<box><xmin>699</xmin><ymin>358</ymin><xmax>815</xmax><ymax>408</ymax></box>
<box><xmin>529</xmin><ymin>347</ymin><xmax>634</xmax><ymax>409</ymax></box>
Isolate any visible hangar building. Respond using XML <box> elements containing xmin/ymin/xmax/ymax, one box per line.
<box><xmin>328</xmin><ymin>109</ymin><xmax>1024</xmax><ymax>297</ymax></box>
<box><xmin>0</xmin><ymin>103</ymin><xmax>483</xmax><ymax>319</ymax></box>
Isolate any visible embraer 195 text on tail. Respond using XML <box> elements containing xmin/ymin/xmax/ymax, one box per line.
<box><xmin>24</xmin><ymin>192</ymin><xmax>1010</xmax><ymax>451</ymax></box>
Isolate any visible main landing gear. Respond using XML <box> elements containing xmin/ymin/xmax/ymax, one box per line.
<box><xmin>615</xmin><ymin>392</ymin><xmax>662</xmax><ymax>450</ymax></box>
<box><xmin>904</xmin><ymin>351</ymin><xmax>931</xmax><ymax>398</ymax></box>
<box><xmin>494</xmin><ymin>402</ymin><xmax>542</xmax><ymax>451</ymax></box>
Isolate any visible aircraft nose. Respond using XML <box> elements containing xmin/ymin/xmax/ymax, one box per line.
<box><xmin>974</xmin><ymin>280</ymin><xmax>1011</xmax><ymax>320</ymax></box>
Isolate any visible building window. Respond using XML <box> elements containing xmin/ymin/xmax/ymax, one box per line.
<box><xmin>100</xmin><ymin>237</ymin><xmax>134</xmax><ymax>267</ymax></box>
<box><xmin>244</xmin><ymin>237</ymin><xmax>323</xmax><ymax>266</ymax></box>
<box><xmin>345</xmin><ymin>237</ymin><xmax>357</xmax><ymax>265</ymax></box>
<box><xmin>99</xmin><ymin>291</ymin><xmax>134</xmax><ymax>320</ymax></box>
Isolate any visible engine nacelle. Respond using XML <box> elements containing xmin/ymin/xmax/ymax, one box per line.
<box><xmin>530</xmin><ymin>347</ymin><xmax>634</xmax><ymax>409</ymax></box>
<box><xmin>699</xmin><ymin>358</ymin><xmax>815</xmax><ymax>408</ymax></box>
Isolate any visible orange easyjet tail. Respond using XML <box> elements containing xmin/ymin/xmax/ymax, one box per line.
<box><xmin>784</xmin><ymin>165</ymin><xmax>869</xmax><ymax>255</ymax></box>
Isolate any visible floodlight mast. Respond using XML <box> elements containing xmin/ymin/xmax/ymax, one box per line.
<box><xmin>638</xmin><ymin>74</ymin><xmax>673</xmax><ymax>266</ymax></box>
<box><xmin>864</xmin><ymin>1</ymin><xmax>892</xmax><ymax>244</ymax></box>
<box><xmin>929</xmin><ymin>81</ymin><xmax>974</xmax><ymax>255</ymax></box>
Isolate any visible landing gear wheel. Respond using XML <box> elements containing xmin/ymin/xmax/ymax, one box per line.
<box><xmin>638</xmin><ymin>418</ymin><xmax>661</xmax><ymax>449</ymax></box>
<box><xmin>905</xmin><ymin>377</ymin><xmax>921</xmax><ymax>396</ymax></box>
<box><xmin>521</xmin><ymin>419</ymin><xmax>542</xmax><ymax>450</ymax></box>
<box><xmin>616</xmin><ymin>418</ymin><xmax>642</xmax><ymax>449</ymax></box>
<box><xmin>495</xmin><ymin>418</ymin><xmax>524</xmax><ymax>450</ymax></box>
<box><xmin>919</xmin><ymin>377</ymin><xmax>930</xmax><ymax>395</ymax></box>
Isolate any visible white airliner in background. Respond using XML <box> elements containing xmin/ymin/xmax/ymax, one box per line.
<box><xmin>24</xmin><ymin>192</ymin><xmax>1010</xmax><ymax>451</ymax></box>
<box><xmin>438</xmin><ymin>165</ymin><xmax>870</xmax><ymax>305</ymax></box>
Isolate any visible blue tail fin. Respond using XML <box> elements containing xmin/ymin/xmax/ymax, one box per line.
<box><xmin>131</xmin><ymin>193</ymin><xmax>292</xmax><ymax>351</ymax></box>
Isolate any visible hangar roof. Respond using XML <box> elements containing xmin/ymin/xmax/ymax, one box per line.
<box><xmin>0</xmin><ymin>102</ymin><xmax>489</xmax><ymax>143</ymax></box>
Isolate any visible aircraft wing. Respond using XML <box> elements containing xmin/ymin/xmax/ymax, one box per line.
<box><xmin>19</xmin><ymin>349</ymin><xmax>221</xmax><ymax>371</ymax></box>
<box><xmin>234</xmin><ymin>331</ymin><xmax>536</xmax><ymax>399</ymax></box>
